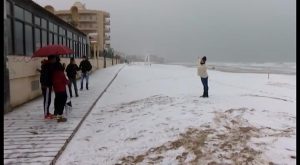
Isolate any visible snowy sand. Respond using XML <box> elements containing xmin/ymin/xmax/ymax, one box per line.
<box><xmin>56</xmin><ymin>63</ymin><xmax>296</xmax><ymax>165</ymax></box>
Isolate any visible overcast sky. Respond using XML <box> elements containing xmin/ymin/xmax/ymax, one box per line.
<box><xmin>33</xmin><ymin>0</ymin><xmax>296</xmax><ymax>63</ymax></box>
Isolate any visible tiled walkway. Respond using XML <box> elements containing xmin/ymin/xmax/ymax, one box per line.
<box><xmin>4</xmin><ymin>64</ymin><xmax>124</xmax><ymax>165</ymax></box>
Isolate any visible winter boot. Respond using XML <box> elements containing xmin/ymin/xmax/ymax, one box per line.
<box><xmin>57</xmin><ymin>115</ymin><xmax>67</xmax><ymax>122</ymax></box>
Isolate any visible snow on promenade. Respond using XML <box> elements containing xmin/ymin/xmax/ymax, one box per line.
<box><xmin>4</xmin><ymin>65</ymin><xmax>123</xmax><ymax>165</ymax></box>
<box><xmin>57</xmin><ymin>63</ymin><xmax>296</xmax><ymax>165</ymax></box>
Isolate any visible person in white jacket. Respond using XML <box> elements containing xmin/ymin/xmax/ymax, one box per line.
<box><xmin>197</xmin><ymin>56</ymin><xmax>209</xmax><ymax>97</ymax></box>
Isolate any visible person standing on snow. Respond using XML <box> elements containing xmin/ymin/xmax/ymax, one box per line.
<box><xmin>79</xmin><ymin>55</ymin><xmax>92</xmax><ymax>90</ymax></box>
<box><xmin>197</xmin><ymin>56</ymin><xmax>209</xmax><ymax>97</ymax></box>
<box><xmin>52</xmin><ymin>56</ymin><xmax>69</xmax><ymax>122</ymax></box>
<box><xmin>66</xmin><ymin>57</ymin><xmax>79</xmax><ymax>97</ymax></box>
<box><xmin>37</xmin><ymin>56</ymin><xmax>56</xmax><ymax>119</ymax></box>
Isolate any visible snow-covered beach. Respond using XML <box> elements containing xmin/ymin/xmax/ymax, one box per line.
<box><xmin>57</xmin><ymin>63</ymin><xmax>296</xmax><ymax>165</ymax></box>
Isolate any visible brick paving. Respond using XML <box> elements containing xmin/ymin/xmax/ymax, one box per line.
<box><xmin>4</xmin><ymin>65</ymin><xmax>124</xmax><ymax>165</ymax></box>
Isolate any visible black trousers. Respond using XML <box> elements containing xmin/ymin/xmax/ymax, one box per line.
<box><xmin>54</xmin><ymin>91</ymin><xmax>67</xmax><ymax>116</ymax></box>
<box><xmin>42</xmin><ymin>86</ymin><xmax>52</xmax><ymax>116</ymax></box>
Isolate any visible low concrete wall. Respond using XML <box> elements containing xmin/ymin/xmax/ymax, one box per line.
<box><xmin>7</xmin><ymin>56</ymin><xmax>43</xmax><ymax>109</ymax></box>
<box><xmin>7</xmin><ymin>55</ymin><xmax>117</xmax><ymax>111</ymax></box>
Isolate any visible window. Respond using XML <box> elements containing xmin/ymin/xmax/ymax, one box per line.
<box><xmin>53</xmin><ymin>24</ymin><xmax>58</xmax><ymax>33</ymax></box>
<box><xmin>59</xmin><ymin>27</ymin><xmax>65</xmax><ymax>35</ymax></box>
<box><xmin>7</xmin><ymin>18</ymin><xmax>13</xmax><ymax>54</ymax></box>
<box><xmin>24</xmin><ymin>10</ymin><xmax>32</xmax><ymax>23</ymax></box>
<box><xmin>83</xmin><ymin>44</ymin><xmax>87</xmax><ymax>55</ymax></box>
<box><xmin>73</xmin><ymin>41</ymin><xmax>76</xmax><ymax>57</ymax></box>
<box><xmin>81</xmin><ymin>44</ymin><xmax>84</xmax><ymax>57</ymax></box>
<box><xmin>41</xmin><ymin>19</ymin><xmax>47</xmax><ymax>29</ymax></box>
<box><xmin>6</xmin><ymin>1</ymin><xmax>11</xmax><ymax>16</ymax></box>
<box><xmin>35</xmin><ymin>28</ymin><xmax>41</xmax><ymax>50</ymax></box>
<box><xmin>73</xmin><ymin>34</ymin><xmax>77</xmax><ymax>41</ymax></box>
<box><xmin>49</xmin><ymin>32</ymin><xmax>53</xmax><ymax>45</ymax></box>
<box><xmin>67</xmin><ymin>39</ymin><xmax>70</xmax><ymax>48</ymax></box>
<box><xmin>70</xmin><ymin>40</ymin><xmax>73</xmax><ymax>53</ymax></box>
<box><xmin>35</xmin><ymin>16</ymin><xmax>40</xmax><ymax>26</ymax></box>
<box><xmin>67</xmin><ymin>31</ymin><xmax>72</xmax><ymax>38</ymax></box>
<box><xmin>62</xmin><ymin>37</ymin><xmax>66</xmax><ymax>46</ymax></box>
<box><xmin>14</xmin><ymin>21</ymin><xmax>24</xmax><ymax>55</ymax></box>
<box><xmin>25</xmin><ymin>25</ymin><xmax>33</xmax><ymax>55</ymax></box>
<box><xmin>78</xmin><ymin>43</ymin><xmax>81</xmax><ymax>57</ymax></box>
<box><xmin>75</xmin><ymin>41</ymin><xmax>78</xmax><ymax>56</ymax></box>
<box><xmin>59</xmin><ymin>36</ymin><xmax>63</xmax><ymax>44</ymax></box>
<box><xmin>54</xmin><ymin>34</ymin><xmax>58</xmax><ymax>44</ymax></box>
<box><xmin>49</xmin><ymin>22</ymin><xmax>54</xmax><ymax>32</ymax></box>
<box><xmin>42</xmin><ymin>30</ymin><xmax>47</xmax><ymax>47</ymax></box>
<box><xmin>14</xmin><ymin>5</ymin><xmax>24</xmax><ymax>20</ymax></box>
<box><xmin>83</xmin><ymin>44</ymin><xmax>85</xmax><ymax>57</ymax></box>
<box><xmin>82</xmin><ymin>43</ymin><xmax>85</xmax><ymax>57</ymax></box>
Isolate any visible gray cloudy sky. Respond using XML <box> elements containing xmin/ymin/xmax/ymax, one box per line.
<box><xmin>34</xmin><ymin>0</ymin><xmax>296</xmax><ymax>63</ymax></box>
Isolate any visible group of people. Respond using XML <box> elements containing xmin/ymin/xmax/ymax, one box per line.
<box><xmin>38</xmin><ymin>55</ymin><xmax>92</xmax><ymax>122</ymax></box>
<box><xmin>38</xmin><ymin>55</ymin><xmax>207</xmax><ymax>122</ymax></box>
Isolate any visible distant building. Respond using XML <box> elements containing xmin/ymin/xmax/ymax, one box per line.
<box><xmin>45</xmin><ymin>2</ymin><xmax>111</xmax><ymax>58</ymax></box>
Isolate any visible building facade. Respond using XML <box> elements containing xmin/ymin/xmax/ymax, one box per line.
<box><xmin>4</xmin><ymin>0</ymin><xmax>119</xmax><ymax>113</ymax></box>
<box><xmin>45</xmin><ymin>2</ymin><xmax>111</xmax><ymax>59</ymax></box>
<box><xmin>6</xmin><ymin>0</ymin><xmax>90</xmax><ymax>59</ymax></box>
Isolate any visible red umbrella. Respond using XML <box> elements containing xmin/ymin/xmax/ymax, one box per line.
<box><xmin>32</xmin><ymin>44</ymin><xmax>74</xmax><ymax>58</ymax></box>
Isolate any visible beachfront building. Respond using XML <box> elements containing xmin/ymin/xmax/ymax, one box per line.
<box><xmin>44</xmin><ymin>2</ymin><xmax>111</xmax><ymax>59</ymax></box>
<box><xmin>4</xmin><ymin>0</ymin><xmax>117</xmax><ymax>113</ymax></box>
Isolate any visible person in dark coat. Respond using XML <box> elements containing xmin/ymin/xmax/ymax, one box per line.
<box><xmin>37</xmin><ymin>56</ymin><xmax>56</xmax><ymax>119</ymax></box>
<box><xmin>79</xmin><ymin>56</ymin><xmax>92</xmax><ymax>90</ymax></box>
<box><xmin>52</xmin><ymin>56</ymin><xmax>69</xmax><ymax>122</ymax></box>
<box><xmin>66</xmin><ymin>57</ymin><xmax>79</xmax><ymax>97</ymax></box>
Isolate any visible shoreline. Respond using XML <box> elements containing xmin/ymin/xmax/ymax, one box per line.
<box><xmin>164</xmin><ymin>62</ymin><xmax>296</xmax><ymax>75</ymax></box>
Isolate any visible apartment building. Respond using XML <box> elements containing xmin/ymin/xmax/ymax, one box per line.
<box><xmin>45</xmin><ymin>2</ymin><xmax>110</xmax><ymax>58</ymax></box>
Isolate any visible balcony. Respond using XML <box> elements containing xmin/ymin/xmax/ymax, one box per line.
<box><xmin>79</xmin><ymin>28</ymin><xmax>98</xmax><ymax>34</ymax></box>
<box><xmin>79</xmin><ymin>19</ymin><xmax>95</xmax><ymax>23</ymax></box>
<box><xmin>105</xmin><ymin>19</ymin><xmax>110</xmax><ymax>25</ymax></box>
<box><xmin>104</xmin><ymin>35</ymin><xmax>110</xmax><ymax>40</ymax></box>
<box><xmin>105</xmin><ymin>27</ymin><xmax>110</xmax><ymax>33</ymax></box>
<box><xmin>104</xmin><ymin>13</ymin><xmax>110</xmax><ymax>18</ymax></box>
<box><xmin>105</xmin><ymin>40</ymin><xmax>110</xmax><ymax>45</ymax></box>
<box><xmin>105</xmin><ymin>43</ymin><xmax>111</xmax><ymax>48</ymax></box>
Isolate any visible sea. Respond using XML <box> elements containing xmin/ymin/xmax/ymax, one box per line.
<box><xmin>166</xmin><ymin>62</ymin><xmax>296</xmax><ymax>75</ymax></box>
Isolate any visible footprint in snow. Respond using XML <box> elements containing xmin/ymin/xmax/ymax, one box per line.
<box><xmin>98</xmin><ymin>147</ymin><xmax>108</xmax><ymax>151</ymax></box>
<box><xmin>108</xmin><ymin>123</ymin><xmax>120</xmax><ymax>127</ymax></box>
<box><xmin>138</xmin><ymin>130</ymin><xmax>147</xmax><ymax>133</ymax></box>
<box><xmin>84</xmin><ymin>136</ymin><xmax>91</xmax><ymax>141</ymax></box>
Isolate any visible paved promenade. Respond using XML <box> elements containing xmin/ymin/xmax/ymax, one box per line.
<box><xmin>4</xmin><ymin>64</ymin><xmax>124</xmax><ymax>165</ymax></box>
